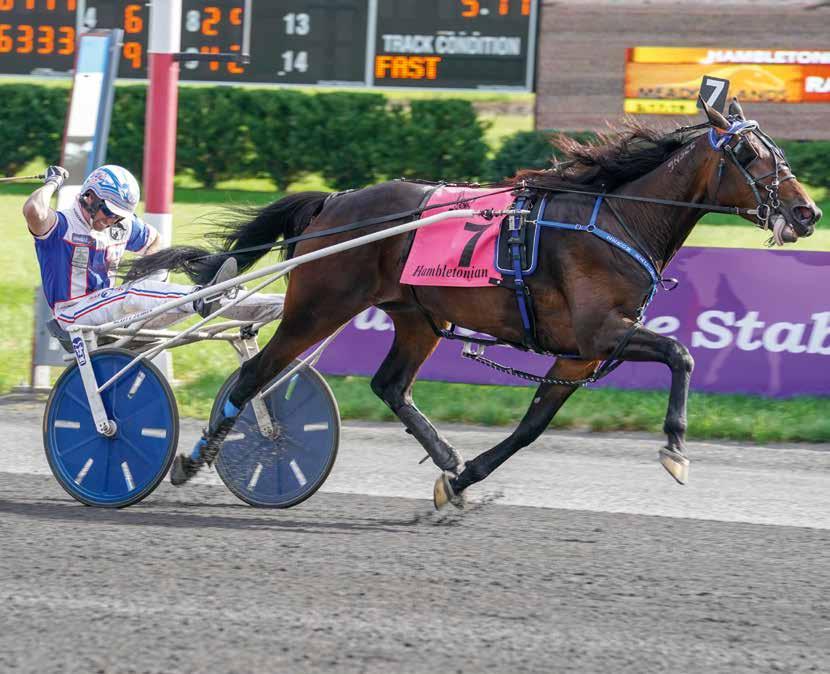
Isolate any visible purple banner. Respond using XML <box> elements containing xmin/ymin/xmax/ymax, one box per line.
<box><xmin>313</xmin><ymin>247</ymin><xmax>830</xmax><ymax>398</ymax></box>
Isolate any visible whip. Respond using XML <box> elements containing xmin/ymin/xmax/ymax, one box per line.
<box><xmin>0</xmin><ymin>173</ymin><xmax>45</xmax><ymax>183</ymax></box>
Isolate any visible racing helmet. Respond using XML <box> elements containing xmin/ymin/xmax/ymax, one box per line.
<box><xmin>80</xmin><ymin>165</ymin><xmax>140</xmax><ymax>219</ymax></box>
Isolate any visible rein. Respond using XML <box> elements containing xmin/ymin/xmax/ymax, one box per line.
<box><xmin>202</xmin><ymin>122</ymin><xmax>780</xmax><ymax>263</ymax></box>
<box><xmin>522</xmin><ymin>182</ymin><xmax>762</xmax><ymax>216</ymax></box>
<box><xmin>193</xmin><ymin>185</ymin><xmax>517</xmax><ymax>261</ymax></box>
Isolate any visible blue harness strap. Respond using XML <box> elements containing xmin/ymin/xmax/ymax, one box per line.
<box><xmin>508</xmin><ymin>197</ymin><xmax>535</xmax><ymax>344</ymax></box>
<box><xmin>535</xmin><ymin>195</ymin><xmax>662</xmax><ymax>319</ymax></box>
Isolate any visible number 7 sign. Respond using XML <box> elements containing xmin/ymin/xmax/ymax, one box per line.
<box><xmin>696</xmin><ymin>75</ymin><xmax>730</xmax><ymax>112</ymax></box>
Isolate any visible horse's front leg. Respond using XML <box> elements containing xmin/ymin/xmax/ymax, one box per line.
<box><xmin>370</xmin><ymin>311</ymin><xmax>464</xmax><ymax>474</ymax></box>
<box><xmin>435</xmin><ymin>358</ymin><xmax>599</xmax><ymax>509</ymax></box>
<box><xmin>596</xmin><ymin>322</ymin><xmax>695</xmax><ymax>484</ymax></box>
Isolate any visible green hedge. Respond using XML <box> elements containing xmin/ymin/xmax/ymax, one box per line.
<box><xmin>3</xmin><ymin>84</ymin><xmax>828</xmax><ymax>191</ymax></box>
<box><xmin>0</xmin><ymin>83</ymin><xmax>489</xmax><ymax>189</ymax></box>
<box><xmin>778</xmin><ymin>140</ymin><xmax>830</xmax><ymax>189</ymax></box>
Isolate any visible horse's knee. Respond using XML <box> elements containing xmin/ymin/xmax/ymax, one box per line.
<box><xmin>666</xmin><ymin>341</ymin><xmax>694</xmax><ymax>374</ymax></box>
<box><xmin>370</xmin><ymin>363</ymin><xmax>410</xmax><ymax>411</ymax></box>
<box><xmin>369</xmin><ymin>371</ymin><xmax>389</xmax><ymax>401</ymax></box>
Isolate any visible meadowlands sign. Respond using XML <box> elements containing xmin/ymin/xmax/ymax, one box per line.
<box><xmin>313</xmin><ymin>247</ymin><xmax>830</xmax><ymax>398</ymax></box>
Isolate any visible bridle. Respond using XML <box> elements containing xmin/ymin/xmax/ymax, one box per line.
<box><xmin>708</xmin><ymin>118</ymin><xmax>796</xmax><ymax>237</ymax></box>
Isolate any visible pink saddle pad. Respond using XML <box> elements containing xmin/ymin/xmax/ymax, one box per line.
<box><xmin>400</xmin><ymin>185</ymin><xmax>514</xmax><ymax>287</ymax></box>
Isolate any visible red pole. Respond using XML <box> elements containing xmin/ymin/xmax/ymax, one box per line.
<box><xmin>142</xmin><ymin>0</ymin><xmax>181</xmax><ymax>379</ymax></box>
<box><xmin>142</xmin><ymin>0</ymin><xmax>181</xmax><ymax>248</ymax></box>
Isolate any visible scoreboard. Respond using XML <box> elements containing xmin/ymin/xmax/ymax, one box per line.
<box><xmin>0</xmin><ymin>0</ymin><xmax>538</xmax><ymax>90</ymax></box>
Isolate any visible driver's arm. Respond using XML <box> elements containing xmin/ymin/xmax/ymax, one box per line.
<box><xmin>143</xmin><ymin>227</ymin><xmax>163</xmax><ymax>255</ymax></box>
<box><xmin>23</xmin><ymin>166</ymin><xmax>67</xmax><ymax>237</ymax></box>
<box><xmin>23</xmin><ymin>184</ymin><xmax>59</xmax><ymax>237</ymax></box>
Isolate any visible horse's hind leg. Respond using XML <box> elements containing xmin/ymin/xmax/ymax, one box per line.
<box><xmin>434</xmin><ymin>358</ymin><xmax>598</xmax><ymax>508</ymax></box>
<box><xmin>170</xmin><ymin>294</ymin><xmax>370</xmax><ymax>485</ymax></box>
<box><xmin>370</xmin><ymin>310</ymin><xmax>464</xmax><ymax>474</ymax></box>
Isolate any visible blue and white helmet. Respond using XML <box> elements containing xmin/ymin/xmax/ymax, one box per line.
<box><xmin>80</xmin><ymin>165</ymin><xmax>140</xmax><ymax>219</ymax></box>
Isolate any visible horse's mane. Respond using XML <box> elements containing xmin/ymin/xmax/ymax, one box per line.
<box><xmin>512</xmin><ymin>120</ymin><xmax>705</xmax><ymax>191</ymax></box>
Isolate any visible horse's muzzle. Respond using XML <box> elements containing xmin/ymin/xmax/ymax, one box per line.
<box><xmin>790</xmin><ymin>203</ymin><xmax>821</xmax><ymax>237</ymax></box>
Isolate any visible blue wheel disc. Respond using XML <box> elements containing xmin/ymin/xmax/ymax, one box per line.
<box><xmin>43</xmin><ymin>348</ymin><xmax>179</xmax><ymax>508</ymax></box>
<box><xmin>213</xmin><ymin>362</ymin><xmax>339</xmax><ymax>508</ymax></box>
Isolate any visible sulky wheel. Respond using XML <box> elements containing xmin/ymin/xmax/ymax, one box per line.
<box><xmin>212</xmin><ymin>361</ymin><xmax>340</xmax><ymax>508</ymax></box>
<box><xmin>43</xmin><ymin>348</ymin><xmax>179</xmax><ymax>508</ymax></box>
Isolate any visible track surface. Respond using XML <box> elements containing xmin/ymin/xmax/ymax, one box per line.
<box><xmin>1</xmin><ymin>397</ymin><xmax>828</xmax><ymax>673</ymax></box>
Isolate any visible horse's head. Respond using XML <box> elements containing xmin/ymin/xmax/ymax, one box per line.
<box><xmin>700</xmin><ymin>97</ymin><xmax>821</xmax><ymax>245</ymax></box>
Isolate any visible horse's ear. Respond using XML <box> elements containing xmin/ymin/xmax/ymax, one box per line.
<box><xmin>728</xmin><ymin>97</ymin><xmax>746</xmax><ymax>120</ymax></box>
<box><xmin>698</xmin><ymin>95</ymin><xmax>730</xmax><ymax>130</ymax></box>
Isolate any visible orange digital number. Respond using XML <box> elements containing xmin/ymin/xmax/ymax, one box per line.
<box><xmin>37</xmin><ymin>24</ymin><xmax>54</xmax><ymax>53</ymax></box>
<box><xmin>0</xmin><ymin>24</ymin><xmax>11</xmax><ymax>52</ymax></box>
<box><xmin>201</xmin><ymin>7</ymin><xmax>220</xmax><ymax>36</ymax></box>
<box><xmin>200</xmin><ymin>45</ymin><xmax>220</xmax><ymax>70</ymax></box>
<box><xmin>123</xmin><ymin>40</ymin><xmax>142</xmax><ymax>69</ymax></box>
<box><xmin>496</xmin><ymin>0</ymin><xmax>532</xmax><ymax>16</ymax></box>
<box><xmin>0</xmin><ymin>1</ymin><xmax>12</xmax><ymax>11</ymax></box>
<box><xmin>124</xmin><ymin>4</ymin><xmax>143</xmax><ymax>33</ymax></box>
<box><xmin>461</xmin><ymin>0</ymin><xmax>479</xmax><ymax>17</ymax></box>
<box><xmin>57</xmin><ymin>25</ymin><xmax>73</xmax><ymax>54</ymax></box>
<box><xmin>228</xmin><ymin>43</ymin><xmax>243</xmax><ymax>74</ymax></box>
<box><xmin>229</xmin><ymin>7</ymin><xmax>242</xmax><ymax>25</ymax></box>
<box><xmin>17</xmin><ymin>24</ymin><xmax>33</xmax><ymax>53</ymax></box>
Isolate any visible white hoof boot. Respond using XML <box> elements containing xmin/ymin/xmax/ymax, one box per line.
<box><xmin>659</xmin><ymin>447</ymin><xmax>690</xmax><ymax>485</ymax></box>
<box><xmin>433</xmin><ymin>472</ymin><xmax>466</xmax><ymax>511</ymax></box>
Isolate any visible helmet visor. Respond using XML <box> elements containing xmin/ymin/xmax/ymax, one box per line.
<box><xmin>102</xmin><ymin>198</ymin><xmax>133</xmax><ymax>219</ymax></box>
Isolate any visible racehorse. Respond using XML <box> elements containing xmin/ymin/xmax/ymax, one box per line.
<box><xmin>127</xmin><ymin>99</ymin><xmax>821</xmax><ymax>508</ymax></box>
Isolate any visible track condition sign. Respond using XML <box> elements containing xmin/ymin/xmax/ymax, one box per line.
<box><xmin>0</xmin><ymin>0</ymin><xmax>539</xmax><ymax>91</ymax></box>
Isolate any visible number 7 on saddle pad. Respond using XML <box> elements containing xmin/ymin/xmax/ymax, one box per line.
<box><xmin>400</xmin><ymin>185</ymin><xmax>514</xmax><ymax>287</ymax></box>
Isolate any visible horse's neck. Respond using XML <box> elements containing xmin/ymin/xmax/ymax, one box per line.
<box><xmin>617</xmin><ymin>137</ymin><xmax>717</xmax><ymax>271</ymax></box>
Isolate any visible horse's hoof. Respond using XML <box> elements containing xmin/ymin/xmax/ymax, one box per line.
<box><xmin>659</xmin><ymin>447</ymin><xmax>690</xmax><ymax>485</ymax></box>
<box><xmin>433</xmin><ymin>472</ymin><xmax>466</xmax><ymax>510</ymax></box>
<box><xmin>170</xmin><ymin>454</ymin><xmax>198</xmax><ymax>486</ymax></box>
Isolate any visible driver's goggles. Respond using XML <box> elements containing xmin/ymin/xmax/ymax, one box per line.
<box><xmin>99</xmin><ymin>201</ymin><xmax>124</xmax><ymax>224</ymax></box>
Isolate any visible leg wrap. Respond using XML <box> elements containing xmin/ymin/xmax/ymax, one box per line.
<box><xmin>397</xmin><ymin>406</ymin><xmax>463</xmax><ymax>473</ymax></box>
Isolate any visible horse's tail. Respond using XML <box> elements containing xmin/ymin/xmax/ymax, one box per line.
<box><xmin>123</xmin><ymin>191</ymin><xmax>329</xmax><ymax>285</ymax></box>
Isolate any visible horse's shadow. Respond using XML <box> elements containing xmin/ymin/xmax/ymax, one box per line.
<box><xmin>0</xmin><ymin>495</ymin><xmax>431</xmax><ymax>535</ymax></box>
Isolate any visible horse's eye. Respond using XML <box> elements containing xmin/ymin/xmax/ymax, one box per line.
<box><xmin>733</xmin><ymin>139</ymin><xmax>758</xmax><ymax>167</ymax></box>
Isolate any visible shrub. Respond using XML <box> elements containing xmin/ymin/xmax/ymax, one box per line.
<box><xmin>310</xmin><ymin>92</ymin><xmax>391</xmax><ymax>190</ymax></box>
<box><xmin>246</xmin><ymin>89</ymin><xmax>320</xmax><ymax>191</ymax></box>
<box><xmin>384</xmin><ymin>99</ymin><xmax>489</xmax><ymax>182</ymax></box>
<box><xmin>175</xmin><ymin>87</ymin><xmax>256</xmax><ymax>188</ymax></box>
<box><xmin>0</xmin><ymin>85</ymin><xmax>66</xmax><ymax>175</ymax></box>
<box><xmin>108</xmin><ymin>85</ymin><xmax>147</xmax><ymax>176</ymax></box>
<box><xmin>486</xmin><ymin>129</ymin><xmax>554</xmax><ymax>182</ymax></box>
<box><xmin>779</xmin><ymin>140</ymin><xmax>830</xmax><ymax>189</ymax></box>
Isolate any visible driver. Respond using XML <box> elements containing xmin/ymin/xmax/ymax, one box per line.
<box><xmin>23</xmin><ymin>165</ymin><xmax>283</xmax><ymax>331</ymax></box>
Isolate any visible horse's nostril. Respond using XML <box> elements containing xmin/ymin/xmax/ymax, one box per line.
<box><xmin>794</xmin><ymin>205</ymin><xmax>817</xmax><ymax>225</ymax></box>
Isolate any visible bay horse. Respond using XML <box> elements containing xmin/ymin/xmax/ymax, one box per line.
<box><xmin>127</xmin><ymin>99</ymin><xmax>820</xmax><ymax>509</ymax></box>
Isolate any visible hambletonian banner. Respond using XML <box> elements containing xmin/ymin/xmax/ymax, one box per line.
<box><xmin>313</xmin><ymin>247</ymin><xmax>830</xmax><ymax>398</ymax></box>
<box><xmin>624</xmin><ymin>47</ymin><xmax>830</xmax><ymax>115</ymax></box>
